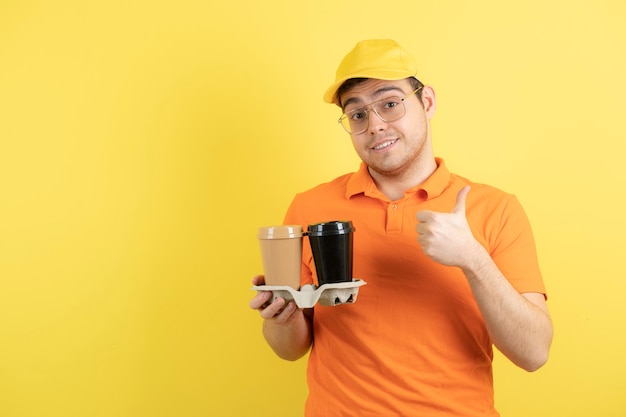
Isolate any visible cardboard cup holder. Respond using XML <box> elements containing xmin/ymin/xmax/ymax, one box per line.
<box><xmin>252</xmin><ymin>279</ymin><xmax>366</xmax><ymax>308</ymax></box>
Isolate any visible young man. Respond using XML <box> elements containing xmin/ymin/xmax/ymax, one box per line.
<box><xmin>250</xmin><ymin>39</ymin><xmax>552</xmax><ymax>416</ymax></box>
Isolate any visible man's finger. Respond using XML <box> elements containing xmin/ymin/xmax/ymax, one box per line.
<box><xmin>416</xmin><ymin>210</ymin><xmax>433</xmax><ymax>223</ymax></box>
<box><xmin>252</xmin><ymin>275</ymin><xmax>265</xmax><ymax>286</ymax></box>
<box><xmin>452</xmin><ymin>186</ymin><xmax>470</xmax><ymax>214</ymax></box>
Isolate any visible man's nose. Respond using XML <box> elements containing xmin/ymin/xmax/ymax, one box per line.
<box><xmin>367</xmin><ymin>108</ymin><xmax>387</xmax><ymax>133</ymax></box>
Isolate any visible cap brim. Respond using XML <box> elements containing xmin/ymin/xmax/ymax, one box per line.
<box><xmin>323</xmin><ymin>69</ymin><xmax>416</xmax><ymax>105</ymax></box>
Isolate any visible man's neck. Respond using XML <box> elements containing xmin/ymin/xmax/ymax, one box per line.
<box><xmin>368</xmin><ymin>157</ymin><xmax>437</xmax><ymax>201</ymax></box>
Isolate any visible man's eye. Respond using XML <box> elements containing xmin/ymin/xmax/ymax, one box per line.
<box><xmin>350</xmin><ymin>110</ymin><xmax>366</xmax><ymax>121</ymax></box>
<box><xmin>383</xmin><ymin>99</ymin><xmax>400</xmax><ymax>109</ymax></box>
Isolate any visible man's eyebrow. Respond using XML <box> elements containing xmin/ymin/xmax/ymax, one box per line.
<box><xmin>342</xmin><ymin>85</ymin><xmax>406</xmax><ymax>110</ymax></box>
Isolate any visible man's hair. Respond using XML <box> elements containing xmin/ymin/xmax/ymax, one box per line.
<box><xmin>337</xmin><ymin>77</ymin><xmax>425</xmax><ymax>109</ymax></box>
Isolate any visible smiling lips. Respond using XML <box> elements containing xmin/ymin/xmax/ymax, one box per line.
<box><xmin>372</xmin><ymin>139</ymin><xmax>398</xmax><ymax>151</ymax></box>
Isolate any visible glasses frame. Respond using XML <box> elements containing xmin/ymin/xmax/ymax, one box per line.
<box><xmin>338</xmin><ymin>86</ymin><xmax>423</xmax><ymax>134</ymax></box>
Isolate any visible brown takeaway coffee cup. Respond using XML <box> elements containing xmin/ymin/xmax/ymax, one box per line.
<box><xmin>257</xmin><ymin>225</ymin><xmax>304</xmax><ymax>290</ymax></box>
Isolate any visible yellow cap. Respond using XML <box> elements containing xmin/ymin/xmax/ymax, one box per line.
<box><xmin>323</xmin><ymin>39</ymin><xmax>419</xmax><ymax>106</ymax></box>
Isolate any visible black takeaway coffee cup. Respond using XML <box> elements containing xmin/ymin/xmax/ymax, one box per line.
<box><xmin>307</xmin><ymin>221</ymin><xmax>355</xmax><ymax>286</ymax></box>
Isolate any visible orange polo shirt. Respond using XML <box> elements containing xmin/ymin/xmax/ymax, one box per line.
<box><xmin>283</xmin><ymin>158</ymin><xmax>546</xmax><ymax>417</ymax></box>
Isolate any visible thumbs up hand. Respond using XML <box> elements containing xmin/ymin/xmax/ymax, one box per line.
<box><xmin>416</xmin><ymin>186</ymin><xmax>480</xmax><ymax>267</ymax></box>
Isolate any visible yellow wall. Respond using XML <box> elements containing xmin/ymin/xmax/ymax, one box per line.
<box><xmin>1</xmin><ymin>1</ymin><xmax>625</xmax><ymax>415</ymax></box>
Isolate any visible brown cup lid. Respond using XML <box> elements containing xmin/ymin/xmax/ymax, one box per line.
<box><xmin>257</xmin><ymin>225</ymin><xmax>304</xmax><ymax>239</ymax></box>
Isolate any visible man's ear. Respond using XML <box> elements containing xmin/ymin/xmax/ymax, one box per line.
<box><xmin>421</xmin><ymin>86</ymin><xmax>436</xmax><ymax>118</ymax></box>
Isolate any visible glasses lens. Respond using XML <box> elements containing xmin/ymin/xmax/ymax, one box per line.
<box><xmin>340</xmin><ymin>115</ymin><xmax>354</xmax><ymax>133</ymax></box>
<box><xmin>343</xmin><ymin>108</ymin><xmax>368</xmax><ymax>134</ymax></box>
<box><xmin>373</xmin><ymin>97</ymin><xmax>405</xmax><ymax>123</ymax></box>
<box><xmin>340</xmin><ymin>96</ymin><xmax>407</xmax><ymax>134</ymax></box>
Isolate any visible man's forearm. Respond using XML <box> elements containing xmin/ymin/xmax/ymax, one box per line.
<box><xmin>462</xmin><ymin>244</ymin><xmax>553</xmax><ymax>371</ymax></box>
<box><xmin>263</xmin><ymin>306</ymin><xmax>313</xmax><ymax>361</ymax></box>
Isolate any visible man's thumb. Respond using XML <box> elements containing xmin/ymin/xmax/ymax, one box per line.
<box><xmin>453</xmin><ymin>185</ymin><xmax>470</xmax><ymax>214</ymax></box>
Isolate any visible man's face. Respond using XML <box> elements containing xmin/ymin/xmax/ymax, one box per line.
<box><xmin>338</xmin><ymin>78</ymin><xmax>436</xmax><ymax>179</ymax></box>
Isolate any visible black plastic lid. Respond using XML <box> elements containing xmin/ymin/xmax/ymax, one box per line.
<box><xmin>307</xmin><ymin>220</ymin><xmax>355</xmax><ymax>236</ymax></box>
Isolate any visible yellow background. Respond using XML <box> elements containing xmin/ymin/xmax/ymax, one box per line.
<box><xmin>1</xmin><ymin>0</ymin><xmax>625</xmax><ymax>416</ymax></box>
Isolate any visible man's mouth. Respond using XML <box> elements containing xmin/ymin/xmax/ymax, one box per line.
<box><xmin>372</xmin><ymin>139</ymin><xmax>397</xmax><ymax>150</ymax></box>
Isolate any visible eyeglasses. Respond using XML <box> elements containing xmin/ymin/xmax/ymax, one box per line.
<box><xmin>338</xmin><ymin>87</ymin><xmax>423</xmax><ymax>134</ymax></box>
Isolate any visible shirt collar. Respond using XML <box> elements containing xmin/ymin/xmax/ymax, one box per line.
<box><xmin>346</xmin><ymin>157</ymin><xmax>451</xmax><ymax>200</ymax></box>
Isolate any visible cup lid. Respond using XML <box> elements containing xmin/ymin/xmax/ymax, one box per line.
<box><xmin>257</xmin><ymin>225</ymin><xmax>304</xmax><ymax>239</ymax></box>
<box><xmin>307</xmin><ymin>220</ymin><xmax>355</xmax><ymax>236</ymax></box>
